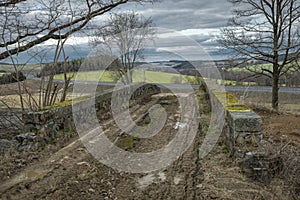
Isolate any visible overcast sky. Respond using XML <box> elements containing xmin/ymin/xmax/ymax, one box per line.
<box><xmin>134</xmin><ymin>0</ymin><xmax>232</xmax><ymax>30</ymax></box>
<box><xmin>105</xmin><ymin>0</ymin><xmax>233</xmax><ymax>61</ymax></box>
<box><xmin>3</xmin><ymin>0</ymin><xmax>234</xmax><ymax>63</ymax></box>
<box><xmin>48</xmin><ymin>0</ymin><xmax>234</xmax><ymax>62</ymax></box>
<box><xmin>128</xmin><ymin>0</ymin><xmax>233</xmax><ymax>61</ymax></box>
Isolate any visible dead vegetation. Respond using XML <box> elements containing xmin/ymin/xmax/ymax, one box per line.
<box><xmin>198</xmin><ymin>115</ymin><xmax>300</xmax><ymax>200</ymax></box>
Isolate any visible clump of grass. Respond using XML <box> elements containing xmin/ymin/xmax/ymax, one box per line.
<box><xmin>222</xmin><ymin>144</ymin><xmax>230</xmax><ymax>154</ymax></box>
<box><xmin>116</xmin><ymin>136</ymin><xmax>137</xmax><ymax>150</ymax></box>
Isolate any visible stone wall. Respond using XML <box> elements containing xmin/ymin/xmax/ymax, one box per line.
<box><xmin>211</xmin><ymin>91</ymin><xmax>264</xmax><ymax>158</ymax></box>
<box><xmin>23</xmin><ymin>83</ymin><xmax>161</xmax><ymax>139</ymax></box>
<box><xmin>210</xmin><ymin>89</ymin><xmax>284</xmax><ymax>184</ymax></box>
<box><xmin>0</xmin><ymin>108</ymin><xmax>23</xmax><ymax>130</ymax></box>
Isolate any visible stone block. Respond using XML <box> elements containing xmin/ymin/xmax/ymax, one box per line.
<box><xmin>228</xmin><ymin>111</ymin><xmax>263</xmax><ymax>133</ymax></box>
<box><xmin>211</xmin><ymin>91</ymin><xmax>265</xmax><ymax>158</ymax></box>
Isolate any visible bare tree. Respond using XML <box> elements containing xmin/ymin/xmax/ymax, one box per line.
<box><xmin>219</xmin><ymin>0</ymin><xmax>300</xmax><ymax>110</ymax></box>
<box><xmin>92</xmin><ymin>12</ymin><xmax>154</xmax><ymax>84</ymax></box>
<box><xmin>0</xmin><ymin>0</ymin><xmax>154</xmax><ymax>60</ymax></box>
<box><xmin>0</xmin><ymin>0</ymin><xmax>154</xmax><ymax>109</ymax></box>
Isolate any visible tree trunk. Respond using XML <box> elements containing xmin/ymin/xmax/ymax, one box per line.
<box><xmin>272</xmin><ymin>73</ymin><xmax>279</xmax><ymax>110</ymax></box>
<box><xmin>129</xmin><ymin>70</ymin><xmax>133</xmax><ymax>84</ymax></box>
<box><xmin>124</xmin><ymin>70</ymin><xmax>133</xmax><ymax>85</ymax></box>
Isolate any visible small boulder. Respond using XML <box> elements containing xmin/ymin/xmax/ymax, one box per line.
<box><xmin>15</xmin><ymin>132</ymin><xmax>37</xmax><ymax>145</ymax></box>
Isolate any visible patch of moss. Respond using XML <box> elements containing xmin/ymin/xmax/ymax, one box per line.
<box><xmin>226</xmin><ymin>93</ymin><xmax>240</xmax><ymax>105</ymax></box>
<box><xmin>226</xmin><ymin>105</ymin><xmax>252</xmax><ymax>112</ymax></box>
<box><xmin>215</xmin><ymin>92</ymin><xmax>239</xmax><ymax>106</ymax></box>
<box><xmin>223</xmin><ymin>144</ymin><xmax>230</xmax><ymax>154</ymax></box>
<box><xmin>116</xmin><ymin>136</ymin><xmax>135</xmax><ymax>150</ymax></box>
<box><xmin>214</xmin><ymin>92</ymin><xmax>251</xmax><ymax>112</ymax></box>
<box><xmin>36</xmin><ymin>96</ymin><xmax>90</xmax><ymax>112</ymax></box>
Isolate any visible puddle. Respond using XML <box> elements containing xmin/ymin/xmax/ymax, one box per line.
<box><xmin>174</xmin><ymin>175</ymin><xmax>183</xmax><ymax>185</ymax></box>
<box><xmin>137</xmin><ymin>174</ymin><xmax>155</xmax><ymax>189</ymax></box>
<box><xmin>137</xmin><ymin>172</ymin><xmax>167</xmax><ymax>189</ymax></box>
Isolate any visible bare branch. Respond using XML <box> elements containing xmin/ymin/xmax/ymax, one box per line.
<box><xmin>0</xmin><ymin>0</ymin><xmax>153</xmax><ymax>60</ymax></box>
<box><xmin>219</xmin><ymin>0</ymin><xmax>300</xmax><ymax>110</ymax></box>
<box><xmin>92</xmin><ymin>11</ymin><xmax>154</xmax><ymax>84</ymax></box>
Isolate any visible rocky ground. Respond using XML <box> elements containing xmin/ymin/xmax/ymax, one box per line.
<box><xmin>0</xmin><ymin>92</ymin><xmax>299</xmax><ymax>199</ymax></box>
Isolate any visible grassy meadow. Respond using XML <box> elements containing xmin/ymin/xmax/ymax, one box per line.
<box><xmin>228</xmin><ymin>61</ymin><xmax>299</xmax><ymax>73</ymax></box>
<box><xmin>0</xmin><ymin>64</ymin><xmax>42</xmax><ymax>72</ymax></box>
<box><xmin>54</xmin><ymin>70</ymin><xmax>196</xmax><ymax>84</ymax></box>
<box><xmin>54</xmin><ymin>70</ymin><xmax>254</xmax><ymax>85</ymax></box>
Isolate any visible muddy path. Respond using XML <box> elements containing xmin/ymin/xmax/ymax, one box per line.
<box><xmin>0</xmin><ymin>93</ymin><xmax>203</xmax><ymax>200</ymax></box>
<box><xmin>1</xmin><ymin>92</ymin><xmax>298</xmax><ymax>200</ymax></box>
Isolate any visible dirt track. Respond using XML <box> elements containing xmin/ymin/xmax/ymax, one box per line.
<box><xmin>0</xmin><ymin>93</ymin><xmax>299</xmax><ymax>199</ymax></box>
<box><xmin>0</xmin><ymin>94</ymin><xmax>204</xmax><ymax>200</ymax></box>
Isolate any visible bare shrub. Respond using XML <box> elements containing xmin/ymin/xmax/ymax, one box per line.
<box><xmin>257</xmin><ymin>140</ymin><xmax>300</xmax><ymax>199</ymax></box>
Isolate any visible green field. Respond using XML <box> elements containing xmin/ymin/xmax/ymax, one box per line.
<box><xmin>54</xmin><ymin>70</ymin><xmax>196</xmax><ymax>84</ymax></box>
<box><xmin>229</xmin><ymin>63</ymin><xmax>272</xmax><ymax>72</ymax></box>
<box><xmin>133</xmin><ymin>70</ymin><xmax>191</xmax><ymax>84</ymax></box>
<box><xmin>54</xmin><ymin>70</ymin><xmax>256</xmax><ymax>86</ymax></box>
<box><xmin>0</xmin><ymin>64</ymin><xmax>42</xmax><ymax>72</ymax></box>
<box><xmin>229</xmin><ymin>62</ymin><xmax>298</xmax><ymax>73</ymax></box>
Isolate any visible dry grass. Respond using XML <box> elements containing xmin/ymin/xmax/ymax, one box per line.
<box><xmin>0</xmin><ymin>93</ymin><xmax>74</xmax><ymax>109</ymax></box>
<box><xmin>231</xmin><ymin>91</ymin><xmax>300</xmax><ymax>114</ymax></box>
<box><xmin>256</xmin><ymin>140</ymin><xmax>300</xmax><ymax>199</ymax></box>
<box><xmin>0</xmin><ymin>80</ymin><xmax>42</xmax><ymax>96</ymax></box>
<box><xmin>199</xmin><ymin>138</ymin><xmax>293</xmax><ymax>199</ymax></box>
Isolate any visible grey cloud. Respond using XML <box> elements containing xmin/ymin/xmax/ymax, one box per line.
<box><xmin>70</xmin><ymin>0</ymin><xmax>233</xmax><ymax>61</ymax></box>
<box><xmin>131</xmin><ymin>0</ymin><xmax>232</xmax><ymax>30</ymax></box>
<box><xmin>11</xmin><ymin>0</ymin><xmax>234</xmax><ymax>63</ymax></box>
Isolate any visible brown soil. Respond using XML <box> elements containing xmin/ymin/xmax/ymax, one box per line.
<box><xmin>0</xmin><ymin>94</ymin><xmax>204</xmax><ymax>200</ymax></box>
<box><xmin>256</xmin><ymin>109</ymin><xmax>300</xmax><ymax>147</ymax></box>
<box><xmin>0</xmin><ymin>80</ymin><xmax>42</xmax><ymax>96</ymax></box>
